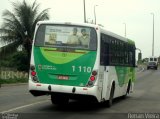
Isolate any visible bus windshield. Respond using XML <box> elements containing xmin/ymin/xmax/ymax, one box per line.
<box><xmin>154</xmin><ymin>58</ymin><xmax>157</xmax><ymax>61</ymax></box>
<box><xmin>35</xmin><ymin>24</ymin><xmax>97</xmax><ymax>50</ymax></box>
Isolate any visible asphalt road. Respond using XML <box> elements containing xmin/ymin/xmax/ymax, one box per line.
<box><xmin>0</xmin><ymin>68</ymin><xmax>160</xmax><ymax>119</ymax></box>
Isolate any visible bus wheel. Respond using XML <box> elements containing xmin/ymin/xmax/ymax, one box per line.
<box><xmin>103</xmin><ymin>84</ymin><xmax>115</xmax><ymax>107</ymax></box>
<box><xmin>122</xmin><ymin>81</ymin><xmax>131</xmax><ymax>99</ymax></box>
<box><xmin>108</xmin><ymin>85</ymin><xmax>115</xmax><ymax>107</ymax></box>
<box><xmin>51</xmin><ymin>94</ymin><xmax>69</xmax><ymax>105</ymax></box>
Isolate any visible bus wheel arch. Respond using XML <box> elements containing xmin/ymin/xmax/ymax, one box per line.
<box><xmin>103</xmin><ymin>81</ymin><xmax>115</xmax><ymax>107</ymax></box>
<box><xmin>122</xmin><ymin>80</ymin><xmax>131</xmax><ymax>99</ymax></box>
<box><xmin>127</xmin><ymin>80</ymin><xmax>131</xmax><ymax>94</ymax></box>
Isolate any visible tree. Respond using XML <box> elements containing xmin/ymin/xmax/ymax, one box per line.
<box><xmin>0</xmin><ymin>0</ymin><xmax>50</xmax><ymax>68</ymax></box>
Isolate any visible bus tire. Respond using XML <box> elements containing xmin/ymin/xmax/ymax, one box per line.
<box><xmin>103</xmin><ymin>84</ymin><xmax>115</xmax><ymax>107</ymax></box>
<box><xmin>51</xmin><ymin>94</ymin><xmax>69</xmax><ymax>105</ymax></box>
<box><xmin>122</xmin><ymin>81</ymin><xmax>131</xmax><ymax>99</ymax></box>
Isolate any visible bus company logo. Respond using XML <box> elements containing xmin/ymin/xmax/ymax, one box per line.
<box><xmin>38</xmin><ymin>64</ymin><xmax>42</xmax><ymax>70</ymax></box>
<box><xmin>38</xmin><ymin>64</ymin><xmax>56</xmax><ymax>70</ymax></box>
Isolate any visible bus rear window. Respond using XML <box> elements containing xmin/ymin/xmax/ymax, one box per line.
<box><xmin>35</xmin><ymin>24</ymin><xmax>97</xmax><ymax>50</ymax></box>
<box><xmin>154</xmin><ymin>58</ymin><xmax>157</xmax><ymax>61</ymax></box>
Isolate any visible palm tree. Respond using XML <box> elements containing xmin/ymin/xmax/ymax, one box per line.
<box><xmin>0</xmin><ymin>0</ymin><xmax>50</xmax><ymax>64</ymax></box>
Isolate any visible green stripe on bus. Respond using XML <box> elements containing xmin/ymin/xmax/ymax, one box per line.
<box><xmin>115</xmin><ymin>66</ymin><xmax>135</xmax><ymax>87</ymax></box>
<box><xmin>40</xmin><ymin>47</ymin><xmax>89</xmax><ymax>64</ymax></box>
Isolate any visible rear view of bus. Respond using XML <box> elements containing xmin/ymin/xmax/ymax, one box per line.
<box><xmin>29</xmin><ymin>22</ymin><xmax>99</xmax><ymax>104</ymax></box>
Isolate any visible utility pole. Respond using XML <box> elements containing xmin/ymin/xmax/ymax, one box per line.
<box><xmin>123</xmin><ymin>23</ymin><xmax>126</xmax><ymax>37</ymax></box>
<box><xmin>151</xmin><ymin>13</ymin><xmax>155</xmax><ymax>56</ymax></box>
<box><xmin>83</xmin><ymin>0</ymin><xmax>86</xmax><ymax>23</ymax></box>
<box><xmin>94</xmin><ymin>5</ymin><xmax>98</xmax><ymax>24</ymax></box>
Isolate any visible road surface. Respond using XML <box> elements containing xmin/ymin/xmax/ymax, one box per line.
<box><xmin>0</xmin><ymin>68</ymin><xmax>160</xmax><ymax>119</ymax></box>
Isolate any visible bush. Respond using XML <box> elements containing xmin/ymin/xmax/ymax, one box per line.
<box><xmin>0</xmin><ymin>51</ymin><xmax>29</xmax><ymax>71</ymax></box>
<box><xmin>11</xmin><ymin>51</ymin><xmax>28</xmax><ymax>71</ymax></box>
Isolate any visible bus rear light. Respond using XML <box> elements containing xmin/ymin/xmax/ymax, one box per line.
<box><xmin>88</xmin><ymin>81</ymin><xmax>93</xmax><ymax>86</ymax></box>
<box><xmin>30</xmin><ymin>65</ymin><xmax>39</xmax><ymax>83</ymax></box>
<box><xmin>30</xmin><ymin>65</ymin><xmax>35</xmax><ymax>71</ymax></box>
<box><xmin>87</xmin><ymin>72</ymin><xmax>97</xmax><ymax>86</ymax></box>
<box><xmin>31</xmin><ymin>71</ymin><xmax>36</xmax><ymax>76</ymax></box>
<box><xmin>92</xmin><ymin>71</ymin><xmax>97</xmax><ymax>76</ymax></box>
<box><xmin>32</xmin><ymin>76</ymin><xmax>39</xmax><ymax>82</ymax></box>
<box><xmin>90</xmin><ymin>76</ymin><xmax>95</xmax><ymax>81</ymax></box>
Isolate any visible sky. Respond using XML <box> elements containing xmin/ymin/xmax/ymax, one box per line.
<box><xmin>0</xmin><ymin>0</ymin><xmax>160</xmax><ymax>58</ymax></box>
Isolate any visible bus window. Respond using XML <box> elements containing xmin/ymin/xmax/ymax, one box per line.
<box><xmin>150</xmin><ymin>58</ymin><xmax>153</xmax><ymax>61</ymax></box>
<box><xmin>154</xmin><ymin>58</ymin><xmax>157</xmax><ymax>61</ymax></box>
<box><xmin>35</xmin><ymin>24</ymin><xmax>97</xmax><ymax>51</ymax></box>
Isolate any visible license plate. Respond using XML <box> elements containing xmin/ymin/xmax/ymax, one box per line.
<box><xmin>58</xmin><ymin>75</ymin><xmax>69</xmax><ymax>80</ymax></box>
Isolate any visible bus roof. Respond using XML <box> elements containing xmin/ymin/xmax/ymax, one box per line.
<box><xmin>100</xmin><ymin>27</ymin><xmax>135</xmax><ymax>44</ymax></box>
<box><xmin>37</xmin><ymin>21</ymin><xmax>98</xmax><ymax>28</ymax></box>
<box><xmin>36</xmin><ymin>21</ymin><xmax>135</xmax><ymax>45</ymax></box>
<box><xmin>149</xmin><ymin>56</ymin><xmax>158</xmax><ymax>58</ymax></box>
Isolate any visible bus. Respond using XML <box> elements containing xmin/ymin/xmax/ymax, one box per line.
<box><xmin>29</xmin><ymin>21</ymin><xmax>136</xmax><ymax>107</ymax></box>
<box><xmin>147</xmin><ymin>56</ymin><xmax>158</xmax><ymax>70</ymax></box>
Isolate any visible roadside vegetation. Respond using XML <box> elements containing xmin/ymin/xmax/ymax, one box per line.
<box><xmin>0</xmin><ymin>0</ymin><xmax>50</xmax><ymax>84</ymax></box>
<box><xmin>0</xmin><ymin>78</ymin><xmax>28</xmax><ymax>84</ymax></box>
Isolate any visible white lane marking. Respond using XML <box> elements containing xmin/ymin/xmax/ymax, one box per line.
<box><xmin>137</xmin><ymin>67</ymin><xmax>145</xmax><ymax>73</ymax></box>
<box><xmin>1</xmin><ymin>99</ymin><xmax>50</xmax><ymax>114</ymax></box>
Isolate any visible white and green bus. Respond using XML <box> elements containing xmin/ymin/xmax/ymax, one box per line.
<box><xmin>29</xmin><ymin>21</ymin><xmax>136</xmax><ymax>107</ymax></box>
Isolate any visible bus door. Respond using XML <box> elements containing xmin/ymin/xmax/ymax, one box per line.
<box><xmin>102</xmin><ymin>66</ymin><xmax>109</xmax><ymax>99</ymax></box>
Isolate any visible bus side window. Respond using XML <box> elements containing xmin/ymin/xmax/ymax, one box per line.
<box><xmin>100</xmin><ymin>34</ymin><xmax>105</xmax><ymax>65</ymax></box>
<box><xmin>100</xmin><ymin>34</ymin><xmax>109</xmax><ymax>66</ymax></box>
